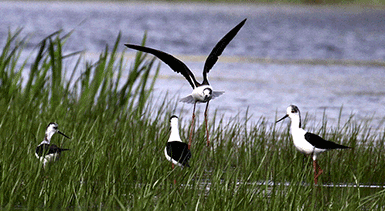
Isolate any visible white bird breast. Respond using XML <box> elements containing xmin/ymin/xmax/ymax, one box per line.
<box><xmin>180</xmin><ymin>85</ymin><xmax>224</xmax><ymax>104</ymax></box>
<box><xmin>192</xmin><ymin>85</ymin><xmax>212</xmax><ymax>102</ymax></box>
<box><xmin>291</xmin><ymin>128</ymin><xmax>315</xmax><ymax>155</ymax></box>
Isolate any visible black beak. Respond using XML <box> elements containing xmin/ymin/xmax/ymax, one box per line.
<box><xmin>58</xmin><ymin>131</ymin><xmax>71</xmax><ymax>139</ymax></box>
<box><xmin>276</xmin><ymin>114</ymin><xmax>288</xmax><ymax>123</ymax></box>
<box><xmin>204</xmin><ymin>95</ymin><xmax>212</xmax><ymax>101</ymax></box>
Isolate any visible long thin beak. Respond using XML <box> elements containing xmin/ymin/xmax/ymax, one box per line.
<box><xmin>58</xmin><ymin>131</ymin><xmax>71</xmax><ymax>139</ymax></box>
<box><xmin>276</xmin><ymin>114</ymin><xmax>288</xmax><ymax>123</ymax></box>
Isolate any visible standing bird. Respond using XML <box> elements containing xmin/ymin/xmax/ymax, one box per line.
<box><xmin>35</xmin><ymin>122</ymin><xmax>71</xmax><ymax>168</ymax></box>
<box><xmin>164</xmin><ymin>115</ymin><xmax>192</xmax><ymax>168</ymax></box>
<box><xmin>276</xmin><ymin>105</ymin><xmax>350</xmax><ymax>184</ymax></box>
<box><xmin>125</xmin><ymin>18</ymin><xmax>247</xmax><ymax>149</ymax></box>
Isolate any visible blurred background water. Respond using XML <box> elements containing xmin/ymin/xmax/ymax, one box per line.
<box><xmin>1</xmin><ymin>1</ymin><xmax>384</xmax><ymax>131</ymax></box>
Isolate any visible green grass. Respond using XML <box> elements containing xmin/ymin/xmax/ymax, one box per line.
<box><xmin>1</xmin><ymin>29</ymin><xmax>385</xmax><ymax>210</ymax></box>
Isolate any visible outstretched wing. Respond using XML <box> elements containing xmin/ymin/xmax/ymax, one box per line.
<box><xmin>202</xmin><ymin>18</ymin><xmax>247</xmax><ymax>84</ymax></box>
<box><xmin>125</xmin><ymin>44</ymin><xmax>199</xmax><ymax>89</ymax></box>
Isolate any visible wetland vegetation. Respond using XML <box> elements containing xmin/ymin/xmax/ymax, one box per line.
<box><xmin>0</xmin><ymin>29</ymin><xmax>385</xmax><ymax>210</ymax></box>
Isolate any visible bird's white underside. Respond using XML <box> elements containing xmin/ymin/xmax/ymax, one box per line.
<box><xmin>180</xmin><ymin>90</ymin><xmax>224</xmax><ymax>104</ymax></box>
<box><xmin>164</xmin><ymin>147</ymin><xmax>184</xmax><ymax>167</ymax></box>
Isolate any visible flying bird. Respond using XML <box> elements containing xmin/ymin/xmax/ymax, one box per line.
<box><xmin>125</xmin><ymin>18</ymin><xmax>247</xmax><ymax>149</ymax></box>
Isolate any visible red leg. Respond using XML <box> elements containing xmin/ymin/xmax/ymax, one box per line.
<box><xmin>188</xmin><ymin>102</ymin><xmax>196</xmax><ymax>150</ymax></box>
<box><xmin>313</xmin><ymin>160</ymin><xmax>323</xmax><ymax>184</ymax></box>
<box><xmin>172</xmin><ymin>163</ymin><xmax>176</xmax><ymax>184</ymax></box>
<box><xmin>204</xmin><ymin>101</ymin><xmax>210</xmax><ymax>147</ymax></box>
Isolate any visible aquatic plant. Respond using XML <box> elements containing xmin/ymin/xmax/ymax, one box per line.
<box><xmin>0</xmin><ymin>29</ymin><xmax>385</xmax><ymax>210</ymax></box>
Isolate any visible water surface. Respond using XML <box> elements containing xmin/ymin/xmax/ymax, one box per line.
<box><xmin>1</xmin><ymin>1</ymin><xmax>384</xmax><ymax>132</ymax></box>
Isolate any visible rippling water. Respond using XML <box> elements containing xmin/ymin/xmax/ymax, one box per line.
<box><xmin>1</xmin><ymin>2</ymin><xmax>384</xmax><ymax>131</ymax></box>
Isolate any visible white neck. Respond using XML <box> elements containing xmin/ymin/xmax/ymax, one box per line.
<box><xmin>290</xmin><ymin>114</ymin><xmax>302</xmax><ymax>130</ymax></box>
<box><xmin>45</xmin><ymin>130</ymin><xmax>56</xmax><ymax>143</ymax></box>
<box><xmin>168</xmin><ymin>119</ymin><xmax>182</xmax><ymax>142</ymax></box>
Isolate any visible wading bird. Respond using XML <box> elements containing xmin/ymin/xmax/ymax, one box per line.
<box><xmin>165</xmin><ymin>115</ymin><xmax>191</xmax><ymax>169</ymax></box>
<box><xmin>125</xmin><ymin>18</ymin><xmax>247</xmax><ymax>149</ymax></box>
<box><xmin>276</xmin><ymin>105</ymin><xmax>350</xmax><ymax>184</ymax></box>
<box><xmin>35</xmin><ymin>122</ymin><xmax>70</xmax><ymax>168</ymax></box>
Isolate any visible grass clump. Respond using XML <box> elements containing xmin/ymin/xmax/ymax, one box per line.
<box><xmin>1</xmin><ymin>29</ymin><xmax>385</xmax><ymax>210</ymax></box>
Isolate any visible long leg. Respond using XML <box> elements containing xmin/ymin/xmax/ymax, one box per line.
<box><xmin>172</xmin><ymin>163</ymin><xmax>176</xmax><ymax>184</ymax></box>
<box><xmin>188</xmin><ymin>102</ymin><xmax>197</xmax><ymax>150</ymax></box>
<box><xmin>204</xmin><ymin>101</ymin><xmax>210</xmax><ymax>147</ymax></box>
<box><xmin>313</xmin><ymin>160</ymin><xmax>323</xmax><ymax>184</ymax></box>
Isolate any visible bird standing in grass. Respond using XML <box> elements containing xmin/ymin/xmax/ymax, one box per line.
<box><xmin>165</xmin><ymin>115</ymin><xmax>191</xmax><ymax>169</ymax></box>
<box><xmin>35</xmin><ymin>122</ymin><xmax>70</xmax><ymax>168</ymax></box>
<box><xmin>276</xmin><ymin>105</ymin><xmax>350</xmax><ymax>184</ymax></box>
<box><xmin>125</xmin><ymin>18</ymin><xmax>247</xmax><ymax>149</ymax></box>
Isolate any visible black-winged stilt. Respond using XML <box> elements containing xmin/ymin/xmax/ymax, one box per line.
<box><xmin>35</xmin><ymin>122</ymin><xmax>70</xmax><ymax>168</ymax></box>
<box><xmin>276</xmin><ymin>105</ymin><xmax>350</xmax><ymax>184</ymax></box>
<box><xmin>125</xmin><ymin>18</ymin><xmax>247</xmax><ymax>149</ymax></box>
<box><xmin>165</xmin><ymin>115</ymin><xmax>191</xmax><ymax>168</ymax></box>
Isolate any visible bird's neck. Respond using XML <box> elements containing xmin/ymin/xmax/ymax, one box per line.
<box><xmin>290</xmin><ymin>115</ymin><xmax>302</xmax><ymax>131</ymax></box>
<box><xmin>45</xmin><ymin>130</ymin><xmax>55</xmax><ymax>142</ymax></box>
<box><xmin>169</xmin><ymin>125</ymin><xmax>182</xmax><ymax>143</ymax></box>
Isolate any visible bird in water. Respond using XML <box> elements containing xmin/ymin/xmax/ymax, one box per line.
<box><xmin>125</xmin><ymin>18</ymin><xmax>247</xmax><ymax>149</ymax></box>
<box><xmin>276</xmin><ymin>105</ymin><xmax>350</xmax><ymax>184</ymax></box>
<box><xmin>35</xmin><ymin>122</ymin><xmax>70</xmax><ymax>168</ymax></box>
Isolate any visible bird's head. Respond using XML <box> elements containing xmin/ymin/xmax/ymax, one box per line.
<box><xmin>287</xmin><ymin>105</ymin><xmax>300</xmax><ymax>117</ymax></box>
<box><xmin>45</xmin><ymin>122</ymin><xmax>70</xmax><ymax>141</ymax></box>
<box><xmin>276</xmin><ymin>105</ymin><xmax>301</xmax><ymax>123</ymax></box>
<box><xmin>169</xmin><ymin>115</ymin><xmax>179</xmax><ymax>130</ymax></box>
<box><xmin>203</xmin><ymin>87</ymin><xmax>213</xmax><ymax>101</ymax></box>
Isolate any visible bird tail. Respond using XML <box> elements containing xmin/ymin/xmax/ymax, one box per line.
<box><xmin>60</xmin><ymin>148</ymin><xmax>70</xmax><ymax>152</ymax></box>
<box><xmin>336</xmin><ymin>144</ymin><xmax>350</xmax><ymax>149</ymax></box>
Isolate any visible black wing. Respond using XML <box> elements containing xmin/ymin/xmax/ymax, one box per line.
<box><xmin>166</xmin><ymin>141</ymin><xmax>192</xmax><ymax>167</ymax></box>
<box><xmin>202</xmin><ymin>18</ymin><xmax>247</xmax><ymax>84</ymax></box>
<box><xmin>36</xmin><ymin>144</ymin><xmax>69</xmax><ymax>157</ymax></box>
<box><xmin>305</xmin><ymin>133</ymin><xmax>350</xmax><ymax>150</ymax></box>
<box><xmin>124</xmin><ymin>44</ymin><xmax>199</xmax><ymax>89</ymax></box>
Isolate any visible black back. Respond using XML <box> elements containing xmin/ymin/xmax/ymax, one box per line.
<box><xmin>166</xmin><ymin>141</ymin><xmax>192</xmax><ymax>167</ymax></box>
<box><xmin>35</xmin><ymin>144</ymin><xmax>70</xmax><ymax>157</ymax></box>
<box><xmin>304</xmin><ymin>133</ymin><xmax>350</xmax><ymax>150</ymax></box>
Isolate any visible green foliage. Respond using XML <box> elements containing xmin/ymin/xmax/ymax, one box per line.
<box><xmin>0</xmin><ymin>29</ymin><xmax>385</xmax><ymax>210</ymax></box>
